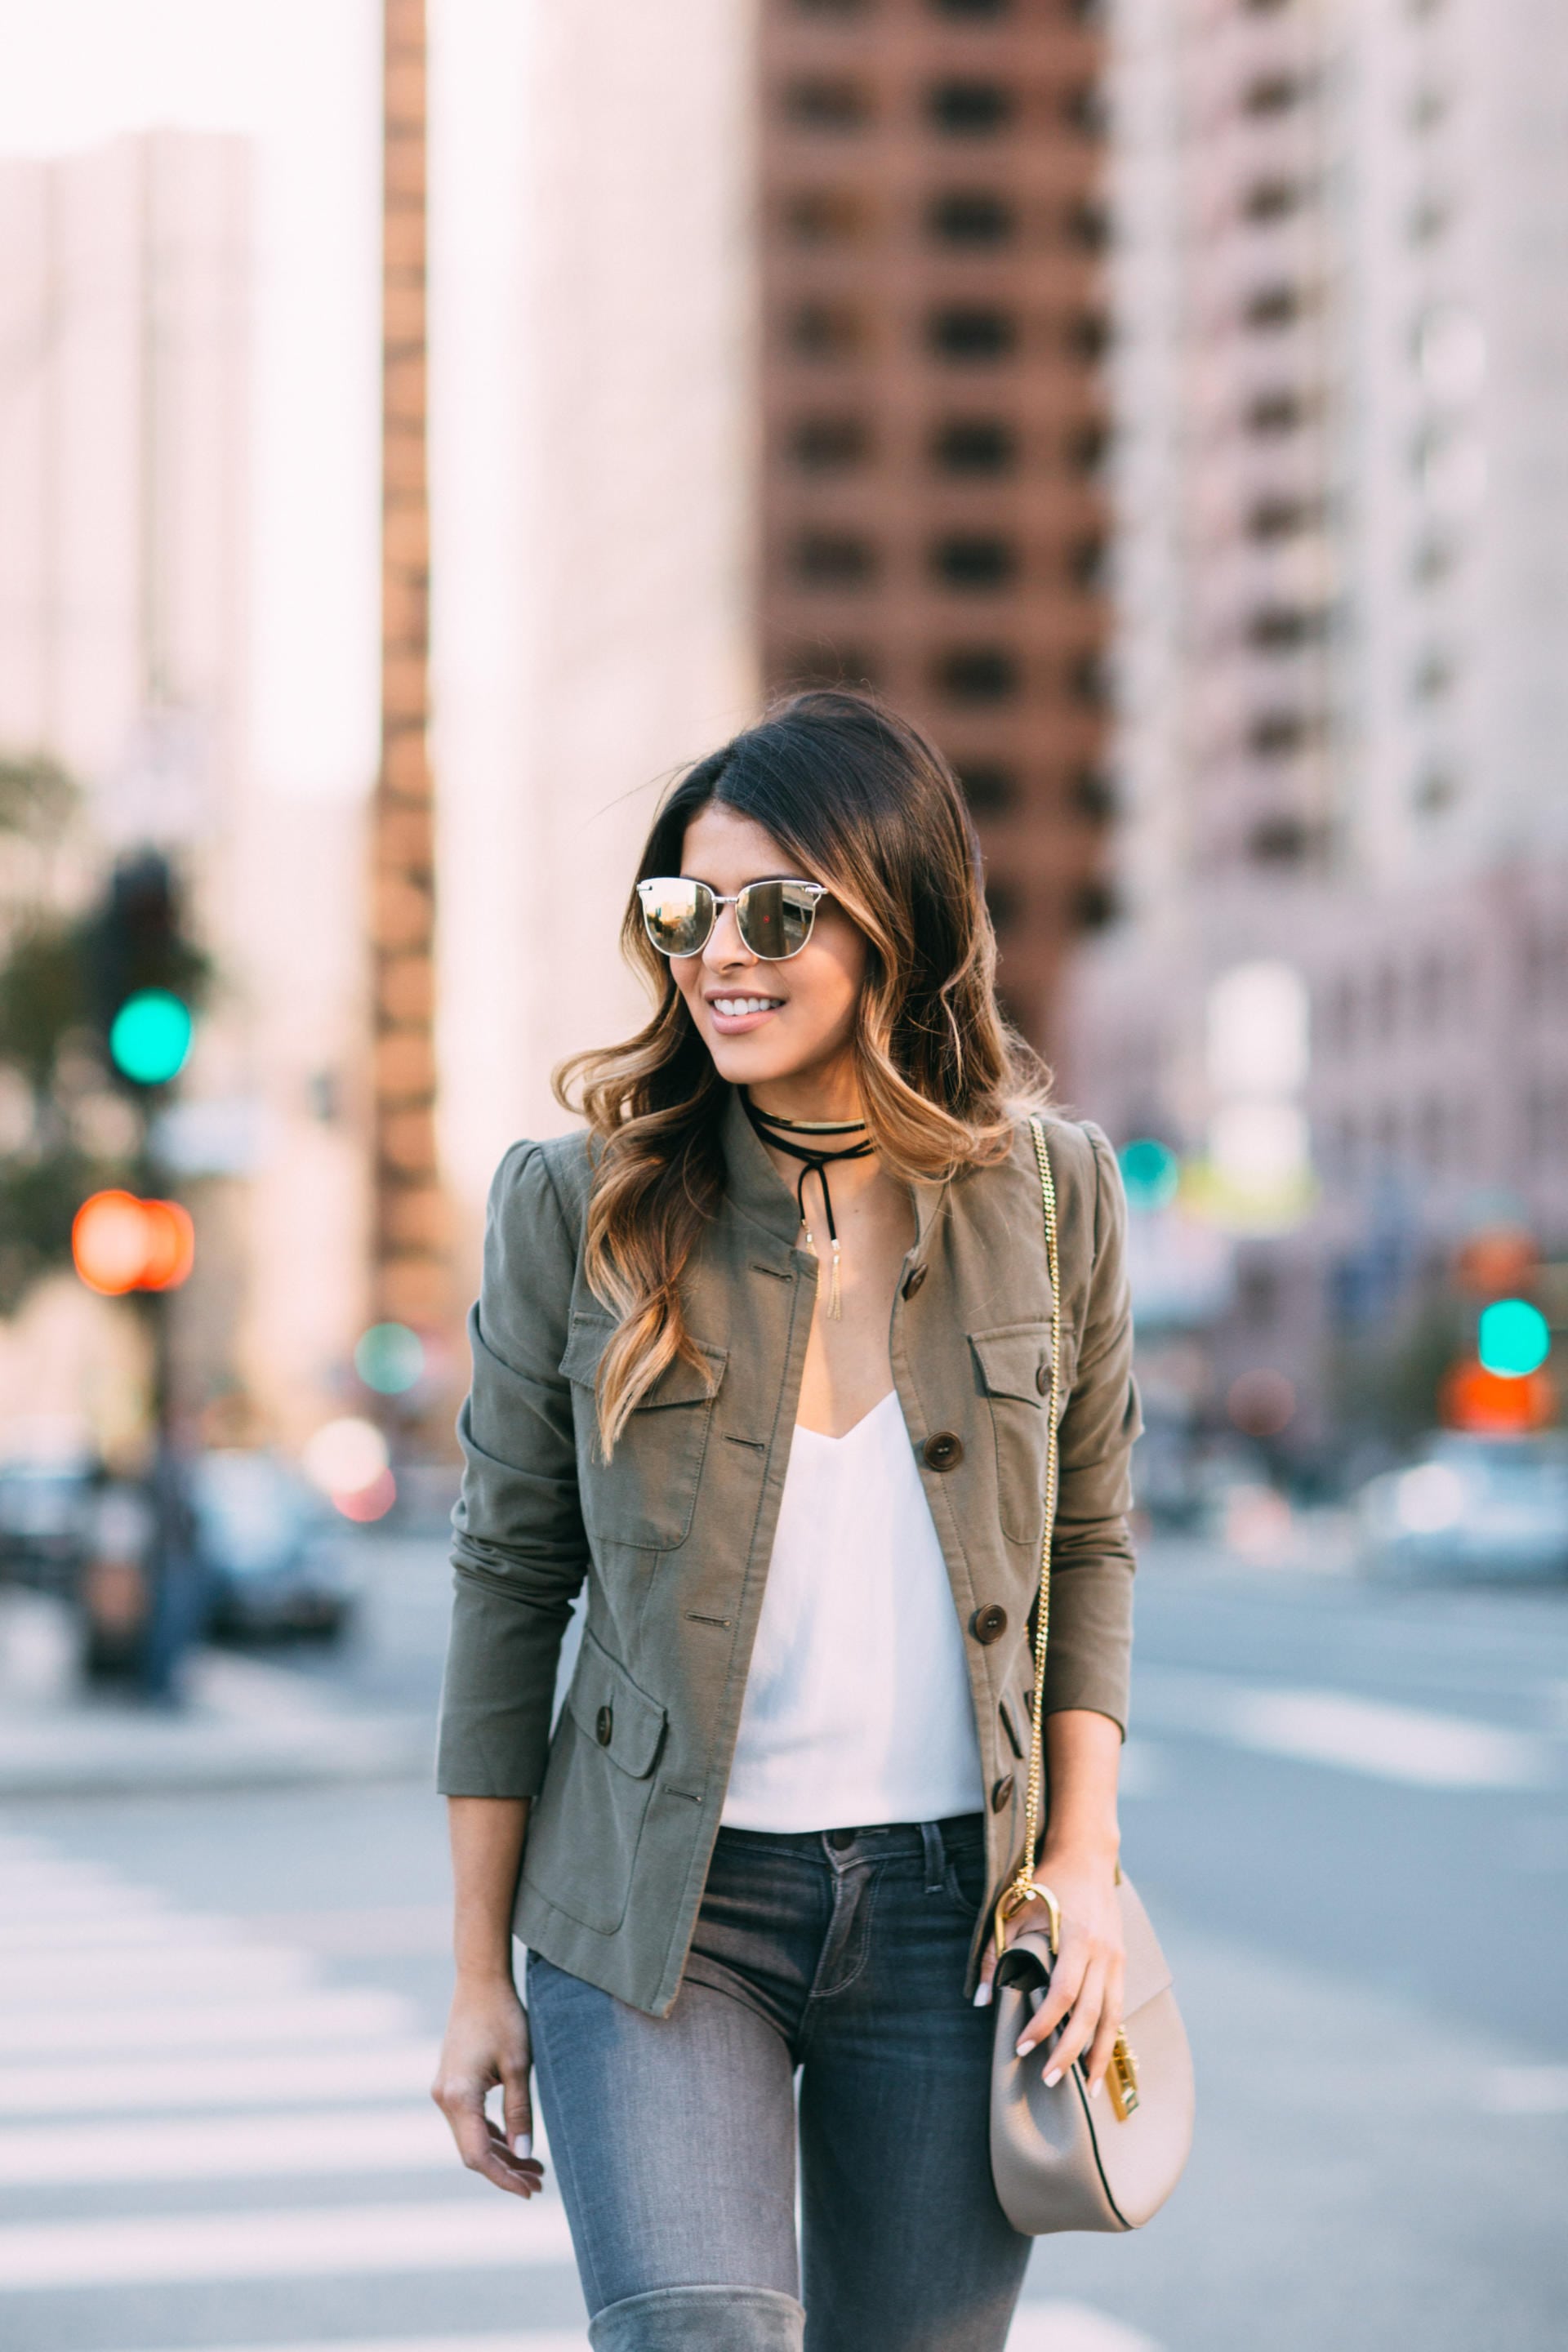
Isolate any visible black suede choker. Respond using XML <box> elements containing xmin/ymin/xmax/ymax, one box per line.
<box><xmin>742</xmin><ymin>1095</ymin><xmax>873</xmax><ymax>1319</ymax></box>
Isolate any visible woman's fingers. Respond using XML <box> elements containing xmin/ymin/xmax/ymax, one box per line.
<box><xmin>432</xmin><ymin>2069</ymin><xmax>544</xmax><ymax>2199</ymax></box>
<box><xmin>1083</xmin><ymin>1957</ymin><xmax>1127</xmax><ymax>2095</ymax></box>
<box><xmin>501</xmin><ymin>2046</ymin><xmax>536</xmax><ymax>2160</ymax></box>
<box><xmin>1013</xmin><ymin>1947</ymin><xmax>1086</xmax><ymax>2058</ymax></box>
<box><xmin>1045</xmin><ymin>1958</ymin><xmax>1104</xmax><ymax>2082</ymax></box>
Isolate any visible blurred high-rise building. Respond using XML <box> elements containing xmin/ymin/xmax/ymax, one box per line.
<box><xmin>755</xmin><ymin>0</ymin><xmax>1115</xmax><ymax>1049</ymax></box>
<box><xmin>1069</xmin><ymin>0</ymin><xmax>1568</xmax><ymax>1459</ymax></box>
<box><xmin>0</xmin><ymin>131</ymin><xmax>366</xmax><ymax>1456</ymax></box>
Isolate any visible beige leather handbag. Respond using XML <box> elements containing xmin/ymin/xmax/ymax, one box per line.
<box><xmin>988</xmin><ymin>1118</ymin><xmax>1195</xmax><ymax>2236</ymax></box>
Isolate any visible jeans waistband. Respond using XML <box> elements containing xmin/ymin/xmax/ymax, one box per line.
<box><xmin>713</xmin><ymin>1811</ymin><xmax>986</xmax><ymax>1864</ymax></box>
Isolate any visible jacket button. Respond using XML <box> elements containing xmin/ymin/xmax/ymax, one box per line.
<box><xmin>969</xmin><ymin>1603</ymin><xmax>1008</xmax><ymax>1645</ymax></box>
<box><xmin>902</xmin><ymin>1263</ymin><xmax>928</xmax><ymax>1299</ymax></box>
<box><xmin>991</xmin><ymin>1774</ymin><xmax>1015</xmax><ymax>1812</ymax></box>
<box><xmin>923</xmin><ymin>1430</ymin><xmax>964</xmax><ymax>1472</ymax></box>
<box><xmin>1036</xmin><ymin>1362</ymin><xmax>1050</xmax><ymax>1395</ymax></box>
<box><xmin>595</xmin><ymin>1704</ymin><xmax>613</xmax><ymax>1746</ymax></box>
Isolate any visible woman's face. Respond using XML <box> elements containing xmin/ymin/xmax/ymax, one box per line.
<box><xmin>669</xmin><ymin>802</ymin><xmax>867</xmax><ymax>1094</ymax></box>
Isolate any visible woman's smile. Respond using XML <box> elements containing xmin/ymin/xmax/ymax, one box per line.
<box><xmin>703</xmin><ymin>989</ymin><xmax>786</xmax><ymax>1032</ymax></box>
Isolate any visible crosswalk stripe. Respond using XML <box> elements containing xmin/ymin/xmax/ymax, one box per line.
<box><xmin>0</xmin><ymin>2041</ymin><xmax>439</xmax><ymax>2116</ymax></box>
<box><xmin>59</xmin><ymin>2310</ymin><xmax>1158</xmax><ymax>2352</ymax></box>
<box><xmin>1009</xmin><ymin>2309</ymin><xmax>1163</xmax><ymax>2352</ymax></box>
<box><xmin>0</xmin><ymin>1988</ymin><xmax>417</xmax><ymax>2055</ymax></box>
<box><xmin>0</xmin><ymin>1909</ymin><xmax>244</xmax><ymax>1952</ymax></box>
<box><xmin>1134</xmin><ymin>1669</ymin><xmax>1555</xmax><ymax>1790</ymax></box>
<box><xmin>0</xmin><ymin>1942</ymin><xmax>314</xmax><ymax>2002</ymax></box>
<box><xmin>0</xmin><ymin>2104</ymin><xmax>458</xmax><ymax>2186</ymax></box>
<box><xmin>0</xmin><ymin>2194</ymin><xmax>577</xmax><ymax>2288</ymax></box>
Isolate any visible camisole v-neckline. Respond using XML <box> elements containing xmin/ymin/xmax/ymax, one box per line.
<box><xmin>793</xmin><ymin>1388</ymin><xmax>899</xmax><ymax>1446</ymax></box>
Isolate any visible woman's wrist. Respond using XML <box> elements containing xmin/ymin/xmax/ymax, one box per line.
<box><xmin>1036</xmin><ymin>1827</ymin><xmax>1120</xmax><ymax>1880</ymax></box>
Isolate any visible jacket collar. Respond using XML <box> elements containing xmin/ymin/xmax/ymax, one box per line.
<box><xmin>718</xmin><ymin>1085</ymin><xmax>952</xmax><ymax>1260</ymax></box>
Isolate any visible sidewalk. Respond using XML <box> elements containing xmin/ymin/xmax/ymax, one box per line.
<box><xmin>0</xmin><ymin>1589</ymin><xmax>434</xmax><ymax>1797</ymax></box>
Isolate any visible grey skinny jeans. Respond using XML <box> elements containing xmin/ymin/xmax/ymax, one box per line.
<box><xmin>526</xmin><ymin>1812</ymin><xmax>1031</xmax><ymax>2352</ymax></box>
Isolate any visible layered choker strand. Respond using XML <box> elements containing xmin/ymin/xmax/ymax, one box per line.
<box><xmin>742</xmin><ymin>1094</ymin><xmax>874</xmax><ymax>1320</ymax></box>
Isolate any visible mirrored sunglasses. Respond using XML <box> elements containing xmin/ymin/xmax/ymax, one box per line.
<box><xmin>636</xmin><ymin>876</ymin><xmax>826</xmax><ymax>962</ymax></box>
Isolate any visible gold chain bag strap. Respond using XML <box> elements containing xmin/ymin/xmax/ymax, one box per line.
<box><xmin>987</xmin><ymin>1115</ymin><xmax>1195</xmax><ymax>2235</ymax></box>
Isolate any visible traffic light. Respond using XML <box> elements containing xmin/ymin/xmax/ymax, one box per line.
<box><xmin>72</xmin><ymin>1192</ymin><xmax>194</xmax><ymax>1296</ymax></box>
<box><xmin>88</xmin><ymin>852</ymin><xmax>206</xmax><ymax>1090</ymax></box>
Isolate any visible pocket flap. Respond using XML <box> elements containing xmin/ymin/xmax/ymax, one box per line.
<box><xmin>969</xmin><ymin>1323</ymin><xmax>1051</xmax><ymax>1407</ymax></box>
<box><xmin>559</xmin><ymin>1315</ymin><xmax>727</xmax><ymax>1407</ymax></box>
<box><xmin>566</xmin><ymin>1631</ymin><xmax>667</xmax><ymax>1780</ymax></box>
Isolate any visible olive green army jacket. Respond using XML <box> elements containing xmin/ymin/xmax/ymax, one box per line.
<box><xmin>436</xmin><ymin>1087</ymin><xmax>1141</xmax><ymax>2018</ymax></box>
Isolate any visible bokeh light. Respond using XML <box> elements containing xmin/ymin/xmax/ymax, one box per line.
<box><xmin>108</xmin><ymin>989</ymin><xmax>193</xmax><ymax>1085</ymax></box>
<box><xmin>301</xmin><ymin>1415</ymin><xmax>390</xmax><ymax>1508</ymax></box>
<box><xmin>1394</xmin><ymin>1463</ymin><xmax>1465</xmax><ymax>1533</ymax></box>
<box><xmin>70</xmin><ymin>1192</ymin><xmax>194</xmax><ymax>1295</ymax></box>
<box><xmin>1227</xmin><ymin>1368</ymin><xmax>1297</xmax><ymax>1438</ymax></box>
<box><xmin>1119</xmin><ymin>1138</ymin><xmax>1180</xmax><ymax>1211</ymax></box>
<box><xmin>354</xmin><ymin>1321</ymin><xmax>425</xmax><ymax>1395</ymax></box>
<box><xmin>1477</xmin><ymin>1298</ymin><xmax>1550</xmax><ymax>1379</ymax></box>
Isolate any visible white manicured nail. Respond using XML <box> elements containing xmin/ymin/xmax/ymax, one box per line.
<box><xmin>973</xmin><ymin>1982</ymin><xmax>992</xmax><ymax>2007</ymax></box>
<box><xmin>1015</xmin><ymin>2036</ymin><xmax>1033</xmax><ymax>2057</ymax></box>
<box><xmin>1089</xmin><ymin>2079</ymin><xmax>1103</xmax><ymax>2099</ymax></box>
<box><xmin>1044</xmin><ymin>2068</ymin><xmax>1062</xmax><ymax>2087</ymax></box>
<box><xmin>516</xmin><ymin>2132</ymin><xmax>532</xmax><ymax>2159</ymax></box>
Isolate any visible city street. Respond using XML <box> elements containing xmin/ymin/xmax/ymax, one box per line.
<box><xmin>2</xmin><ymin>1535</ymin><xmax>1565</xmax><ymax>2352</ymax></box>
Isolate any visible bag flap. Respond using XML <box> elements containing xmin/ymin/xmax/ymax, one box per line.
<box><xmin>559</xmin><ymin>1314</ymin><xmax>726</xmax><ymax>1407</ymax></box>
<box><xmin>566</xmin><ymin>1630</ymin><xmax>667</xmax><ymax>1780</ymax></box>
<box><xmin>969</xmin><ymin>1323</ymin><xmax>1051</xmax><ymax>1407</ymax></box>
<box><xmin>1117</xmin><ymin>1873</ymin><xmax>1174</xmax><ymax>2014</ymax></box>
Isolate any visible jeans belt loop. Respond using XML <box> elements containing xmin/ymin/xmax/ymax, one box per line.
<box><xmin>920</xmin><ymin>1818</ymin><xmax>946</xmax><ymax>1895</ymax></box>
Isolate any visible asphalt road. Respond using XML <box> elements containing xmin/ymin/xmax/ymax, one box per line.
<box><xmin>1</xmin><ymin>1533</ymin><xmax>1564</xmax><ymax>2352</ymax></box>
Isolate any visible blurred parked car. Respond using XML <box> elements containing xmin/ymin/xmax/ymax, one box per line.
<box><xmin>1356</xmin><ymin>1433</ymin><xmax>1568</xmax><ymax>1582</ymax></box>
<box><xmin>0</xmin><ymin>1453</ymin><xmax>96</xmax><ymax>1595</ymax></box>
<box><xmin>192</xmin><ymin>1450</ymin><xmax>357</xmax><ymax>1642</ymax></box>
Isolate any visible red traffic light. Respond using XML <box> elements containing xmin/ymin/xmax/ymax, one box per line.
<box><xmin>72</xmin><ymin>1192</ymin><xmax>194</xmax><ymax>1295</ymax></box>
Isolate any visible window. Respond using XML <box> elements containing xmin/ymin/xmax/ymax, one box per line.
<box><xmin>1408</xmin><ymin>191</ymin><xmax>1452</xmax><ymax>245</ymax></box>
<box><xmin>1245</xmin><ymin>388</ymin><xmax>1309</xmax><ymax>435</ymax></box>
<box><xmin>934</xmin><ymin>647</ymin><xmax>1020</xmax><ymax>702</ymax></box>
<box><xmin>1061</xmin><ymin>83</ymin><xmax>1107</xmax><ymax>140</ymax></box>
<box><xmin>1244</xmin><ymin>282</ymin><xmax>1307</xmax><ymax>332</ymax></box>
<box><xmin>1073</xmin><ymin>880</ymin><xmax>1119</xmax><ymax>930</ymax></box>
<box><xmin>928</xmin><ymin>306</ymin><xmax>1017</xmax><ymax>360</ymax></box>
<box><xmin>960</xmin><ymin>764</ymin><xmax>1017</xmax><ymax>816</ymax></box>
<box><xmin>1062</xmin><ymin>197</ymin><xmax>1111</xmax><ymax>251</ymax></box>
<box><xmin>931</xmin><ymin>417</ymin><xmax>1017</xmax><ymax>473</ymax></box>
<box><xmin>1248</xmin><ymin>709</ymin><xmax>1316</xmax><ymax>757</ymax></box>
<box><xmin>931</xmin><ymin>534</ymin><xmax>1016</xmax><ymax>590</ymax></box>
<box><xmin>929</xmin><ymin>0</ymin><xmax>1010</xmax><ymax>16</ymax></box>
<box><xmin>784</xmin><ymin>79</ymin><xmax>871</xmax><ymax>131</ymax></box>
<box><xmin>785</xmin><ymin>189</ymin><xmax>869</xmax><ymax>244</ymax></box>
<box><xmin>985</xmin><ymin>880</ymin><xmax>1021</xmax><ymax>933</ymax></box>
<box><xmin>1412</xmin><ymin>534</ymin><xmax>1458</xmax><ymax>585</ymax></box>
<box><xmin>793</xmin><ymin>0</ymin><xmax>874</xmax><ymax>15</ymax></box>
<box><xmin>1247</xmin><ymin>603</ymin><xmax>1329</xmax><ymax>651</ymax></box>
<box><xmin>1414</xmin><ymin>764</ymin><xmax>1459</xmax><ymax>814</ymax></box>
<box><xmin>1243</xmin><ymin>177</ymin><xmax>1306</xmax><ymax>224</ymax></box>
<box><xmin>790</xmin><ymin>415</ymin><xmax>870</xmax><ymax>470</ymax></box>
<box><xmin>1065</xmin><ymin>418</ymin><xmax>1109</xmax><ymax>474</ymax></box>
<box><xmin>1066</xmin><ymin>648</ymin><xmax>1108</xmax><ymax>706</ymax></box>
<box><xmin>1064</xmin><ymin>309</ymin><xmax>1111</xmax><ymax>362</ymax></box>
<box><xmin>788</xmin><ymin>299</ymin><xmax>866</xmax><ymax>359</ymax></box>
<box><xmin>1412</xmin><ymin>647</ymin><xmax>1456</xmax><ymax>700</ymax></box>
<box><xmin>927</xmin><ymin>191</ymin><xmax>1015</xmax><ymax>246</ymax></box>
<box><xmin>1070</xmin><ymin>765</ymin><xmax>1116</xmax><ymax>822</ymax></box>
<box><xmin>1066</xmin><ymin>534</ymin><xmax>1107</xmax><ymax>589</ymax></box>
<box><xmin>1242</xmin><ymin>70</ymin><xmax>1308</xmax><ymax>116</ymax></box>
<box><xmin>927</xmin><ymin>82</ymin><xmax>1013</xmax><ymax>136</ymax></box>
<box><xmin>1248</xmin><ymin>814</ymin><xmax>1313</xmax><ymax>863</ymax></box>
<box><xmin>1246</xmin><ymin>494</ymin><xmax>1319</xmax><ymax>541</ymax></box>
<box><xmin>792</xmin><ymin>532</ymin><xmax>877</xmax><ymax>588</ymax></box>
<box><xmin>773</xmin><ymin>640</ymin><xmax>880</xmax><ymax>689</ymax></box>
<box><xmin>1410</xmin><ymin>84</ymin><xmax>1450</xmax><ymax>133</ymax></box>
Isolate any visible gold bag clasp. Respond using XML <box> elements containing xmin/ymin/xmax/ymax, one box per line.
<box><xmin>1107</xmin><ymin>2033</ymin><xmax>1140</xmax><ymax>2121</ymax></box>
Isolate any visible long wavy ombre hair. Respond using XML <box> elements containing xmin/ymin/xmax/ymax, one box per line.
<box><xmin>555</xmin><ymin>690</ymin><xmax>1049</xmax><ymax>1453</ymax></box>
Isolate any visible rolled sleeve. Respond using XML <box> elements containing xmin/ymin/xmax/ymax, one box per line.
<box><xmin>436</xmin><ymin>1141</ymin><xmax>590</xmax><ymax>1797</ymax></box>
<box><xmin>1041</xmin><ymin>1121</ymin><xmax>1142</xmax><ymax>1735</ymax></box>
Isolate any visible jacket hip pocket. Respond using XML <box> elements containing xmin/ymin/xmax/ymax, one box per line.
<box><xmin>519</xmin><ymin>1631</ymin><xmax>669</xmax><ymax>1937</ymax></box>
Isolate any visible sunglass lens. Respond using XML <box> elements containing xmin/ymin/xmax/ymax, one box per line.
<box><xmin>639</xmin><ymin>879</ymin><xmax>713</xmax><ymax>957</ymax></box>
<box><xmin>737</xmin><ymin>881</ymin><xmax>817</xmax><ymax>960</ymax></box>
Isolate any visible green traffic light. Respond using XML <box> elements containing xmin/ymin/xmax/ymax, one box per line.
<box><xmin>354</xmin><ymin>1321</ymin><xmax>425</xmax><ymax>1396</ymax></box>
<box><xmin>109</xmin><ymin>990</ymin><xmax>193</xmax><ymax>1085</ymax></box>
<box><xmin>1118</xmin><ymin>1137</ymin><xmax>1180</xmax><ymax>1211</ymax></box>
<box><xmin>1477</xmin><ymin>1298</ymin><xmax>1550</xmax><ymax>1379</ymax></box>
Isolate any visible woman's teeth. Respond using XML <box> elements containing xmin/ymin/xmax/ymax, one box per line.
<box><xmin>711</xmin><ymin>996</ymin><xmax>782</xmax><ymax>1017</ymax></box>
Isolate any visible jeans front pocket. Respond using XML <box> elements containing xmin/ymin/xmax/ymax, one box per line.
<box><xmin>939</xmin><ymin>1828</ymin><xmax>990</xmax><ymax>1922</ymax></box>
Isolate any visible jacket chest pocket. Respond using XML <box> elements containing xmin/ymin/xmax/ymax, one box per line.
<box><xmin>969</xmin><ymin>1322</ymin><xmax>1054</xmax><ymax>1544</ymax></box>
<box><xmin>560</xmin><ymin>1314</ymin><xmax>728</xmax><ymax>1552</ymax></box>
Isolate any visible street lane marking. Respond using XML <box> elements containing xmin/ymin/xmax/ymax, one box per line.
<box><xmin>0</xmin><ymin>2105</ymin><xmax>456</xmax><ymax>2185</ymax></box>
<box><xmin>1134</xmin><ymin>1670</ymin><xmax>1555</xmax><ymax>1789</ymax></box>
<box><xmin>1481</xmin><ymin>2065</ymin><xmax>1568</xmax><ymax>2114</ymax></box>
<box><xmin>234</xmin><ymin>1904</ymin><xmax>452</xmax><ymax>1956</ymax></box>
<box><xmin>0</xmin><ymin>1941</ymin><xmax>313</xmax><ymax>2002</ymax></box>
<box><xmin>0</xmin><ymin>1988</ymin><xmax>417</xmax><ymax>2055</ymax></box>
<box><xmin>91</xmin><ymin>2319</ymin><xmax>1162</xmax><ymax>2352</ymax></box>
<box><xmin>0</xmin><ymin>1909</ymin><xmax>245</xmax><ymax>1952</ymax></box>
<box><xmin>0</xmin><ymin>2041</ymin><xmax>439</xmax><ymax>2115</ymax></box>
<box><xmin>1010</xmin><ymin>2310</ymin><xmax>1163</xmax><ymax>2352</ymax></box>
<box><xmin>0</xmin><ymin>2196</ymin><xmax>577</xmax><ymax>2288</ymax></box>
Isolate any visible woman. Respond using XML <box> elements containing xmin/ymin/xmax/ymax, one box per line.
<box><xmin>432</xmin><ymin>692</ymin><xmax>1141</xmax><ymax>2352</ymax></box>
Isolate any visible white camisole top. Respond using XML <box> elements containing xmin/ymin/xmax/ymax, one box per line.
<box><xmin>720</xmin><ymin>1389</ymin><xmax>987</xmax><ymax>1833</ymax></box>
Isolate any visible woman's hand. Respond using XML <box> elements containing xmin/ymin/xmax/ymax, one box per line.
<box><xmin>431</xmin><ymin>1975</ymin><xmax>546</xmax><ymax>2198</ymax></box>
<box><xmin>975</xmin><ymin>1848</ymin><xmax>1126</xmax><ymax>2098</ymax></box>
